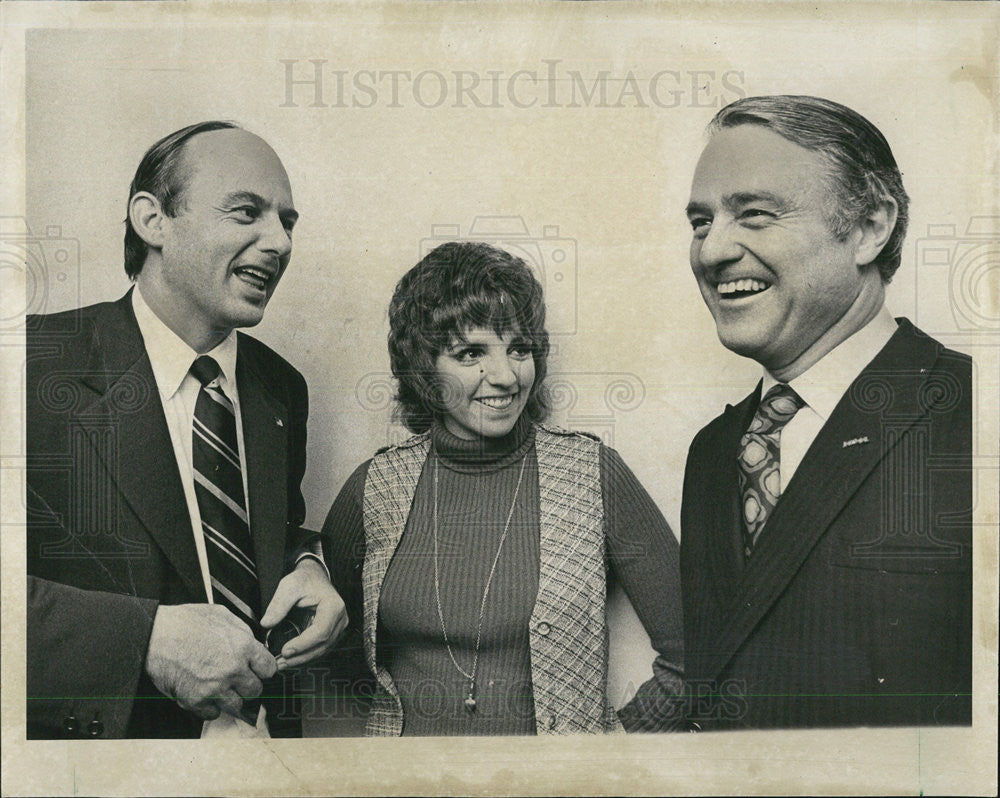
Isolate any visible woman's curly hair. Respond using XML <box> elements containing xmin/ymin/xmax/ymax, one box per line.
<box><xmin>387</xmin><ymin>241</ymin><xmax>550</xmax><ymax>434</ymax></box>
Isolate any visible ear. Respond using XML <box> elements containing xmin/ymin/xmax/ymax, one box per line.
<box><xmin>128</xmin><ymin>191</ymin><xmax>168</xmax><ymax>251</ymax></box>
<box><xmin>854</xmin><ymin>198</ymin><xmax>899</xmax><ymax>268</ymax></box>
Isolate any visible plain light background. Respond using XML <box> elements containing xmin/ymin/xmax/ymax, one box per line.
<box><xmin>4</xmin><ymin>2</ymin><xmax>998</xmax><ymax>795</ymax></box>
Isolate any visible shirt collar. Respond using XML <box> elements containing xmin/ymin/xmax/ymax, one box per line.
<box><xmin>132</xmin><ymin>287</ymin><xmax>239</xmax><ymax>400</ymax></box>
<box><xmin>762</xmin><ymin>305</ymin><xmax>899</xmax><ymax>422</ymax></box>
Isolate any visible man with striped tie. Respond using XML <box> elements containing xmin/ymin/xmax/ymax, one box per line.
<box><xmin>27</xmin><ymin>122</ymin><xmax>347</xmax><ymax>738</ymax></box>
<box><xmin>679</xmin><ymin>96</ymin><xmax>971</xmax><ymax>729</ymax></box>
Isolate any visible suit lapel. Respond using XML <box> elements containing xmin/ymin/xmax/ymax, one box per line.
<box><xmin>236</xmin><ymin>336</ymin><xmax>289</xmax><ymax>607</ymax></box>
<box><xmin>703</xmin><ymin>321</ymin><xmax>946</xmax><ymax>679</ymax></box>
<box><xmin>77</xmin><ymin>292</ymin><xmax>205</xmax><ymax>600</ymax></box>
<box><xmin>701</xmin><ymin>388</ymin><xmax>760</xmax><ymax>614</ymax></box>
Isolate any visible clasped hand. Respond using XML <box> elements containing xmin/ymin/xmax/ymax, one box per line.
<box><xmin>145</xmin><ymin>558</ymin><xmax>348</xmax><ymax>720</ymax></box>
<box><xmin>260</xmin><ymin>556</ymin><xmax>348</xmax><ymax>670</ymax></box>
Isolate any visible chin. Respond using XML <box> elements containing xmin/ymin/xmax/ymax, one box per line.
<box><xmin>479</xmin><ymin>422</ymin><xmax>516</xmax><ymax>438</ymax></box>
<box><xmin>715</xmin><ymin>329</ymin><xmax>764</xmax><ymax>360</ymax></box>
<box><xmin>226</xmin><ymin>308</ymin><xmax>268</xmax><ymax>330</ymax></box>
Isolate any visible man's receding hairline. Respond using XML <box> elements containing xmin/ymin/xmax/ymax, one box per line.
<box><xmin>709</xmin><ymin>119</ymin><xmax>820</xmax><ymax>154</ymax></box>
<box><xmin>701</xmin><ymin>123</ymin><xmax>844</xmax><ymax>196</ymax></box>
<box><xmin>166</xmin><ymin>128</ymin><xmax>286</xmax><ymax>213</ymax></box>
<box><xmin>183</xmin><ymin>128</ymin><xmax>283</xmax><ymax>167</ymax></box>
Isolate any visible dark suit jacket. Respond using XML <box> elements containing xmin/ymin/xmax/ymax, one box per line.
<box><xmin>26</xmin><ymin>291</ymin><xmax>312</xmax><ymax>738</ymax></box>
<box><xmin>681</xmin><ymin>318</ymin><xmax>972</xmax><ymax>729</ymax></box>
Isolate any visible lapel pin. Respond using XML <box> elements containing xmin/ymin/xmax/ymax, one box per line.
<box><xmin>842</xmin><ymin>436</ymin><xmax>870</xmax><ymax>448</ymax></box>
<box><xmin>275</xmin><ymin>416</ymin><xmax>284</xmax><ymax>427</ymax></box>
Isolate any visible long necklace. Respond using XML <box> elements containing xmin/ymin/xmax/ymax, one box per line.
<box><xmin>432</xmin><ymin>451</ymin><xmax>527</xmax><ymax>713</ymax></box>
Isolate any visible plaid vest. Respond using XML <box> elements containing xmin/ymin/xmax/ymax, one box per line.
<box><xmin>361</xmin><ymin>423</ymin><xmax>623</xmax><ymax>736</ymax></box>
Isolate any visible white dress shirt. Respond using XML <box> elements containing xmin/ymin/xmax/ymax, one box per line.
<box><xmin>132</xmin><ymin>288</ymin><xmax>269</xmax><ymax>738</ymax></box>
<box><xmin>761</xmin><ymin>305</ymin><xmax>899</xmax><ymax>493</ymax></box>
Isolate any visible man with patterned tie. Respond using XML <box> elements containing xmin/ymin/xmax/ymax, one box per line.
<box><xmin>26</xmin><ymin>121</ymin><xmax>347</xmax><ymax>738</ymax></box>
<box><xmin>680</xmin><ymin>96</ymin><xmax>972</xmax><ymax>729</ymax></box>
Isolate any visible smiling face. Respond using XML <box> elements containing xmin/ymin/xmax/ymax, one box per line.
<box><xmin>686</xmin><ymin>124</ymin><xmax>884</xmax><ymax>378</ymax></box>
<box><xmin>145</xmin><ymin>129</ymin><xmax>298</xmax><ymax>351</ymax></box>
<box><xmin>434</xmin><ymin>327</ymin><xmax>536</xmax><ymax>440</ymax></box>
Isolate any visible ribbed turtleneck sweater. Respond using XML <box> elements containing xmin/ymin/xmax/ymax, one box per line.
<box><xmin>323</xmin><ymin>416</ymin><xmax>683</xmax><ymax>735</ymax></box>
<box><xmin>379</xmin><ymin>416</ymin><xmax>539</xmax><ymax>735</ymax></box>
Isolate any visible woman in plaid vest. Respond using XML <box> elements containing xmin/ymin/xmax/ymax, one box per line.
<box><xmin>322</xmin><ymin>242</ymin><xmax>683</xmax><ymax>735</ymax></box>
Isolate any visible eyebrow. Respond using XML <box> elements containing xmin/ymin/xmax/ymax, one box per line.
<box><xmin>222</xmin><ymin>190</ymin><xmax>299</xmax><ymax>226</ymax></box>
<box><xmin>726</xmin><ymin>191</ymin><xmax>788</xmax><ymax>210</ymax></box>
<box><xmin>445</xmin><ymin>339</ymin><xmax>476</xmax><ymax>353</ymax></box>
<box><xmin>445</xmin><ymin>328</ymin><xmax>527</xmax><ymax>351</ymax></box>
<box><xmin>685</xmin><ymin>200</ymin><xmax>712</xmax><ymax>218</ymax></box>
<box><xmin>685</xmin><ymin>191</ymin><xmax>789</xmax><ymax>218</ymax></box>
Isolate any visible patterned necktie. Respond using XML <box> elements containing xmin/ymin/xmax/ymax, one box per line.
<box><xmin>737</xmin><ymin>383</ymin><xmax>805</xmax><ymax>558</ymax></box>
<box><xmin>190</xmin><ymin>356</ymin><xmax>261</xmax><ymax>633</ymax></box>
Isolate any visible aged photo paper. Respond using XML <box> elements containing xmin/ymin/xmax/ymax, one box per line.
<box><xmin>1</xmin><ymin>1</ymin><xmax>997</xmax><ymax>795</ymax></box>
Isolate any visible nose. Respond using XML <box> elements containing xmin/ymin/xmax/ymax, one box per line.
<box><xmin>258</xmin><ymin>212</ymin><xmax>292</xmax><ymax>260</ymax></box>
<box><xmin>482</xmin><ymin>352</ymin><xmax>518</xmax><ymax>389</ymax></box>
<box><xmin>693</xmin><ymin>218</ymin><xmax>742</xmax><ymax>272</ymax></box>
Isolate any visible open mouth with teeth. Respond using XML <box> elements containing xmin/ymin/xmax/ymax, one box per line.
<box><xmin>233</xmin><ymin>265</ymin><xmax>273</xmax><ymax>292</ymax></box>
<box><xmin>717</xmin><ymin>278</ymin><xmax>771</xmax><ymax>299</ymax></box>
<box><xmin>476</xmin><ymin>394</ymin><xmax>517</xmax><ymax>410</ymax></box>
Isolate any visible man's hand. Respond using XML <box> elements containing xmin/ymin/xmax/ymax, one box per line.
<box><xmin>260</xmin><ymin>558</ymin><xmax>348</xmax><ymax>670</ymax></box>
<box><xmin>144</xmin><ymin>604</ymin><xmax>276</xmax><ymax>720</ymax></box>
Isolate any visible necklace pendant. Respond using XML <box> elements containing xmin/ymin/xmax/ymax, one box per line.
<box><xmin>464</xmin><ymin>690</ymin><xmax>477</xmax><ymax>713</ymax></box>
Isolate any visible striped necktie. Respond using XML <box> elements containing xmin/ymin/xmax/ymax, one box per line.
<box><xmin>190</xmin><ymin>356</ymin><xmax>262</xmax><ymax>634</ymax></box>
<box><xmin>737</xmin><ymin>383</ymin><xmax>805</xmax><ymax>558</ymax></box>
